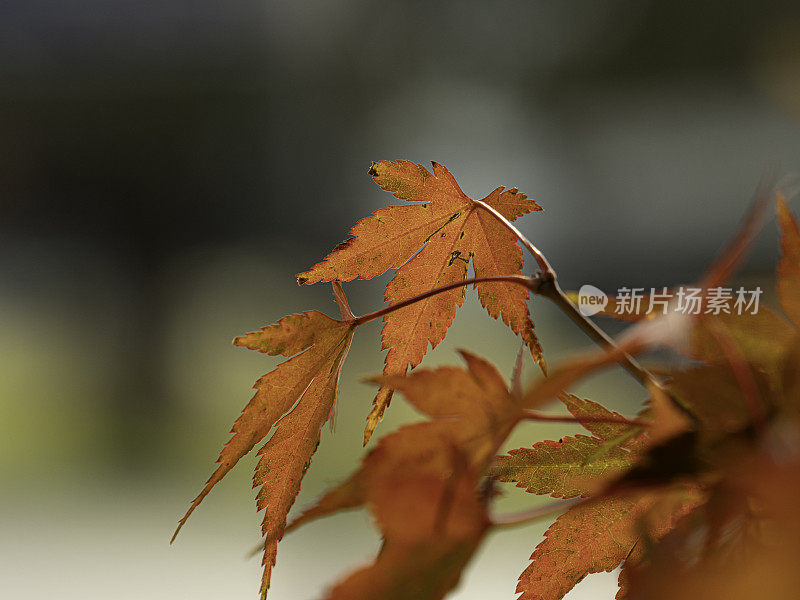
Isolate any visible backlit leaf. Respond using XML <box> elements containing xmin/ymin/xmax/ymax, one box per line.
<box><xmin>297</xmin><ymin>161</ymin><xmax>543</xmax><ymax>442</ymax></box>
<box><xmin>173</xmin><ymin>310</ymin><xmax>355</xmax><ymax>599</ymax></box>
<box><xmin>777</xmin><ymin>195</ymin><xmax>800</xmax><ymax>327</ymax></box>
<box><xmin>491</xmin><ymin>395</ymin><xmax>643</xmax><ymax>498</ymax></box>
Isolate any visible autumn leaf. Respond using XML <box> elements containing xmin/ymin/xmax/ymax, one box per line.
<box><xmin>324</xmin><ymin>467</ymin><xmax>490</xmax><ymax>600</ymax></box>
<box><xmin>176</xmin><ymin>160</ymin><xmax>800</xmax><ymax>600</ymax></box>
<box><xmin>667</xmin><ymin>365</ymin><xmax>770</xmax><ymax>443</ymax></box>
<box><xmin>620</xmin><ymin>437</ymin><xmax>800</xmax><ymax>600</ymax></box>
<box><xmin>284</xmin><ymin>351</ymin><xmax>521</xmax><ymax>534</ymax></box>
<box><xmin>286</xmin><ymin>420</ymin><xmax>464</xmax><ymax>535</ymax></box>
<box><xmin>780</xmin><ymin>334</ymin><xmax>800</xmax><ymax>416</ymax></box>
<box><xmin>285</xmin><ymin>352</ymin><xmax>516</xmax><ymax>599</ymax></box>
<box><xmin>517</xmin><ymin>485</ymin><xmax>704</xmax><ymax>600</ymax></box>
<box><xmin>491</xmin><ymin>395</ymin><xmax>644</xmax><ymax>498</ymax></box>
<box><xmin>297</xmin><ymin>161</ymin><xmax>543</xmax><ymax>443</ymax></box>
<box><xmin>615</xmin><ymin>485</ymin><xmax>711</xmax><ymax>599</ymax></box>
<box><xmin>172</xmin><ymin>310</ymin><xmax>355</xmax><ymax>599</ymax></box>
<box><xmin>689</xmin><ymin>309</ymin><xmax>794</xmax><ymax>382</ymax></box>
<box><xmin>777</xmin><ymin>194</ymin><xmax>800</xmax><ymax>327</ymax></box>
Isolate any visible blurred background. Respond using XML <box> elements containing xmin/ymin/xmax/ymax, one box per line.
<box><xmin>2</xmin><ymin>1</ymin><xmax>800</xmax><ymax>598</ymax></box>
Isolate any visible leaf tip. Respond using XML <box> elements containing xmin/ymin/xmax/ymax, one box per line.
<box><xmin>363</xmin><ymin>411</ymin><xmax>381</xmax><ymax>445</ymax></box>
<box><xmin>362</xmin><ymin>427</ymin><xmax>374</xmax><ymax>446</ymax></box>
<box><xmin>169</xmin><ymin>519</ymin><xmax>185</xmax><ymax>544</ymax></box>
<box><xmin>537</xmin><ymin>355</ymin><xmax>548</xmax><ymax>376</ymax></box>
<box><xmin>367</xmin><ymin>162</ymin><xmax>380</xmax><ymax>177</ymax></box>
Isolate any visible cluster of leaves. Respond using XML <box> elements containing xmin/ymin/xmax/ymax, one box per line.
<box><xmin>173</xmin><ymin>161</ymin><xmax>800</xmax><ymax>600</ymax></box>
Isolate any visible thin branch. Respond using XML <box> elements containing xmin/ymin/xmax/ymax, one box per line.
<box><xmin>536</xmin><ymin>276</ymin><xmax>657</xmax><ymax>387</ymax></box>
<box><xmin>491</xmin><ymin>498</ymin><xmax>582</xmax><ymax>529</ymax></box>
<box><xmin>471</xmin><ymin>198</ymin><xmax>658</xmax><ymax>388</ymax></box>
<box><xmin>522</xmin><ymin>410</ymin><xmax>649</xmax><ymax>428</ymax></box>
<box><xmin>345</xmin><ymin>195</ymin><xmax>659</xmax><ymax>389</ymax></box>
<box><xmin>352</xmin><ymin>274</ymin><xmax>539</xmax><ymax>326</ymax></box>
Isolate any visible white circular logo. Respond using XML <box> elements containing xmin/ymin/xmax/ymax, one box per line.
<box><xmin>577</xmin><ymin>284</ymin><xmax>608</xmax><ymax>316</ymax></box>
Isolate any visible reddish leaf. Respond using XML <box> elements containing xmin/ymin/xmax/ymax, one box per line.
<box><xmin>173</xmin><ymin>310</ymin><xmax>355</xmax><ymax>599</ymax></box>
<box><xmin>518</xmin><ymin>485</ymin><xmax>703</xmax><ymax>600</ymax></box>
<box><xmin>324</xmin><ymin>468</ymin><xmax>489</xmax><ymax>600</ymax></box>
<box><xmin>668</xmin><ymin>365</ymin><xmax>771</xmax><ymax>443</ymax></box>
<box><xmin>777</xmin><ymin>194</ymin><xmax>800</xmax><ymax>327</ymax></box>
<box><xmin>690</xmin><ymin>310</ymin><xmax>794</xmax><ymax>381</ymax></box>
<box><xmin>297</xmin><ymin>161</ymin><xmax>543</xmax><ymax>443</ymax></box>
<box><xmin>285</xmin><ymin>351</ymin><xmax>520</xmax><ymax>533</ymax></box>
<box><xmin>780</xmin><ymin>334</ymin><xmax>800</xmax><ymax>415</ymax></box>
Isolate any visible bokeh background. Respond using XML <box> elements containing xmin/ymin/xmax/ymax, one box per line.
<box><xmin>3</xmin><ymin>1</ymin><xmax>800</xmax><ymax>598</ymax></box>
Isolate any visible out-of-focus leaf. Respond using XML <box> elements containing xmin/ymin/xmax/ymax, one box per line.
<box><xmin>690</xmin><ymin>310</ymin><xmax>794</xmax><ymax>381</ymax></box>
<box><xmin>668</xmin><ymin>365</ymin><xmax>771</xmax><ymax>442</ymax></box>
<box><xmin>324</xmin><ymin>467</ymin><xmax>490</xmax><ymax>600</ymax></box>
<box><xmin>286</xmin><ymin>351</ymin><xmax>518</xmax><ymax>534</ymax></box>
<box><xmin>777</xmin><ymin>195</ymin><xmax>800</xmax><ymax>326</ymax></box>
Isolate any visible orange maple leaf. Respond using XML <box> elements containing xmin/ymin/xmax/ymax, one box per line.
<box><xmin>777</xmin><ymin>194</ymin><xmax>800</xmax><ymax>327</ymax></box>
<box><xmin>518</xmin><ymin>485</ymin><xmax>704</xmax><ymax>600</ymax></box>
<box><xmin>297</xmin><ymin>160</ymin><xmax>543</xmax><ymax>443</ymax></box>
<box><xmin>324</xmin><ymin>468</ymin><xmax>490</xmax><ymax>600</ymax></box>
<box><xmin>172</xmin><ymin>310</ymin><xmax>355</xmax><ymax>599</ymax></box>
<box><xmin>283</xmin><ymin>350</ymin><xmax>521</xmax><ymax>534</ymax></box>
<box><xmin>288</xmin><ymin>351</ymin><xmax>514</xmax><ymax>599</ymax></box>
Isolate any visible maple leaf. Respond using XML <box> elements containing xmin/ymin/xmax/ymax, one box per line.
<box><xmin>689</xmin><ymin>309</ymin><xmax>794</xmax><ymax>383</ymax></box>
<box><xmin>517</xmin><ymin>485</ymin><xmax>704</xmax><ymax>600</ymax></box>
<box><xmin>615</xmin><ymin>485</ymin><xmax>712</xmax><ymax>599</ymax></box>
<box><xmin>284</xmin><ymin>350</ymin><xmax>521</xmax><ymax>534</ymax></box>
<box><xmin>780</xmin><ymin>334</ymin><xmax>800</xmax><ymax>415</ymax></box>
<box><xmin>172</xmin><ymin>310</ymin><xmax>355</xmax><ymax>599</ymax></box>
<box><xmin>667</xmin><ymin>365</ymin><xmax>770</xmax><ymax>443</ymax></box>
<box><xmin>296</xmin><ymin>161</ymin><xmax>543</xmax><ymax>443</ymax></box>
<box><xmin>777</xmin><ymin>194</ymin><xmax>800</xmax><ymax>327</ymax></box>
<box><xmin>620</xmin><ymin>434</ymin><xmax>800</xmax><ymax>600</ymax></box>
<box><xmin>491</xmin><ymin>395</ymin><xmax>644</xmax><ymax>498</ymax></box>
<box><xmin>284</xmin><ymin>352</ymin><xmax>516</xmax><ymax>599</ymax></box>
<box><xmin>324</xmin><ymin>466</ymin><xmax>490</xmax><ymax>600</ymax></box>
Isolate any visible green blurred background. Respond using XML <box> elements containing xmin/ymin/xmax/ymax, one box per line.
<box><xmin>2</xmin><ymin>1</ymin><xmax>800</xmax><ymax>598</ymax></box>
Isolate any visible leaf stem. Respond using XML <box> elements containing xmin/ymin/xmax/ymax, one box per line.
<box><xmin>473</xmin><ymin>199</ymin><xmax>555</xmax><ymax>277</ymax></box>
<box><xmin>331</xmin><ymin>281</ymin><xmax>355</xmax><ymax>321</ymax></box>
<box><xmin>536</xmin><ymin>276</ymin><xmax>656</xmax><ymax>387</ymax></box>
<box><xmin>351</xmin><ymin>275</ymin><xmax>538</xmax><ymax>326</ymax></box>
<box><xmin>491</xmin><ymin>498</ymin><xmax>581</xmax><ymax>529</ymax></box>
<box><xmin>522</xmin><ymin>410</ymin><xmax>649</xmax><ymax>428</ymax></box>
